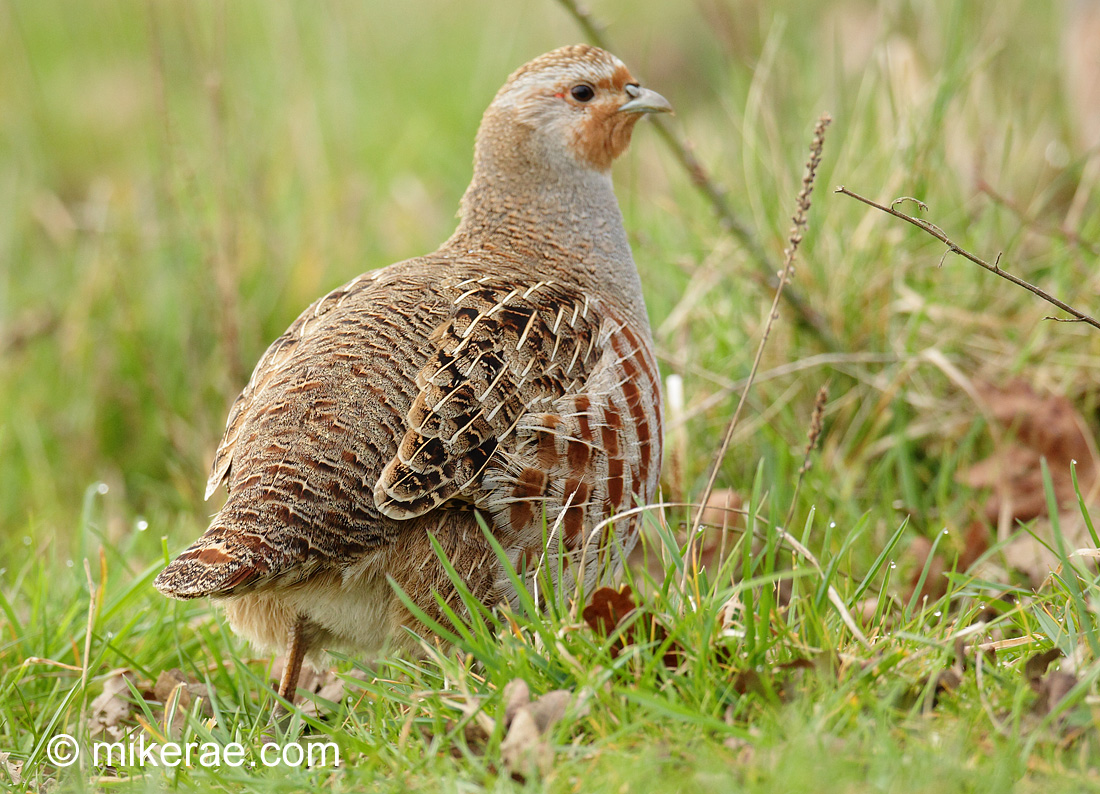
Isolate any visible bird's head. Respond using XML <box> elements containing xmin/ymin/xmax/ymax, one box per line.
<box><xmin>478</xmin><ymin>44</ymin><xmax>672</xmax><ymax>175</ymax></box>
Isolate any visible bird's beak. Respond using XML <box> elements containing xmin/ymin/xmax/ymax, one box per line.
<box><xmin>619</xmin><ymin>85</ymin><xmax>673</xmax><ymax>115</ymax></box>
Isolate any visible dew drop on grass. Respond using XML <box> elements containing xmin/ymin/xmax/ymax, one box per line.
<box><xmin>933</xmin><ymin>611</ymin><xmax>942</xmax><ymax>617</ymax></box>
<box><xmin>66</xmin><ymin>560</ymin><xmax>74</xmax><ymax>568</ymax></box>
<box><xmin>889</xmin><ymin>561</ymin><xmax>897</xmax><ymax>569</ymax></box>
<box><xmin>96</xmin><ymin>482</ymin><xmax>109</xmax><ymax>495</ymax></box>
<box><xmin>942</xmin><ymin>528</ymin><xmax>949</xmax><ymax>535</ymax></box>
<box><xmin>136</xmin><ymin>518</ymin><xmax>149</xmax><ymax>531</ymax></box>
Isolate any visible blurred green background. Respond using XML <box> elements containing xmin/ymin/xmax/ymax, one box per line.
<box><xmin>1</xmin><ymin>0</ymin><xmax>1097</xmax><ymax>566</ymax></box>
<box><xmin>3</xmin><ymin>2</ymin><xmax>1100</xmax><ymax>789</ymax></box>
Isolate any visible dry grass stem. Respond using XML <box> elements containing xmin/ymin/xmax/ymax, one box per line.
<box><xmin>800</xmin><ymin>385</ymin><xmax>828</xmax><ymax>476</ymax></box>
<box><xmin>835</xmin><ymin>186</ymin><xmax>1100</xmax><ymax>331</ymax></box>
<box><xmin>688</xmin><ymin>114</ymin><xmax>831</xmax><ymax>550</ymax></box>
<box><xmin>781</xmin><ymin>384</ymin><xmax>830</xmax><ymax>536</ymax></box>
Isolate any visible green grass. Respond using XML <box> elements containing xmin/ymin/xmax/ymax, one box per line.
<box><xmin>2</xmin><ymin>0</ymin><xmax>1100</xmax><ymax>791</ymax></box>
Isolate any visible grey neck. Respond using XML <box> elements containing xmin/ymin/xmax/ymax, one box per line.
<box><xmin>442</xmin><ymin>111</ymin><xmax>648</xmax><ymax>327</ymax></box>
<box><xmin>452</xmin><ymin>167</ymin><xmax>631</xmax><ymax>261</ymax></box>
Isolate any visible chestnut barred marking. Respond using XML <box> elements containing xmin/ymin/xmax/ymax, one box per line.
<box><xmin>575</xmin><ymin>396</ymin><xmax>593</xmax><ymax>439</ymax></box>
<box><xmin>562</xmin><ymin>478</ymin><xmax>590</xmax><ymax>541</ymax></box>
<box><xmin>536</xmin><ymin>429</ymin><xmax>559</xmax><ymax>469</ymax></box>
<box><xmin>508</xmin><ymin>466</ymin><xmax>550</xmax><ymax>541</ymax></box>
<box><xmin>238</xmin><ymin>473</ymin><xmax>263</xmax><ymax>490</ymax></box>
<box><xmin>182</xmin><ymin>546</ymin><xmax>233</xmax><ymax>566</ymax></box>
<box><xmin>516</xmin><ymin>467</ymin><xmax>549</xmax><ymax>495</ymax></box>
<box><xmin>475</xmin><ymin>307</ymin><xmax>663</xmax><ymax>606</ymax></box>
<box><xmin>600</xmin><ymin>407</ymin><xmax>621</xmax><ymax>456</ymax></box>
<box><xmin>607</xmin><ymin>456</ymin><xmax>625</xmax><ymax>508</ymax></box>
<box><xmin>567</xmin><ymin>438</ymin><xmax>591</xmax><ymax>469</ymax></box>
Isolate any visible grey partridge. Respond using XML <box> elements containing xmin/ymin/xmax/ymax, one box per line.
<box><xmin>154</xmin><ymin>44</ymin><xmax>669</xmax><ymax>705</ymax></box>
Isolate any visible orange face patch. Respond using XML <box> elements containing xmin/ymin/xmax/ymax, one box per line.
<box><xmin>558</xmin><ymin>64</ymin><xmax>641</xmax><ymax>170</ymax></box>
<box><xmin>571</xmin><ymin>107</ymin><xmax>642</xmax><ymax>171</ymax></box>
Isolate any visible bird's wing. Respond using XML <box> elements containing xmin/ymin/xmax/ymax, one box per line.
<box><xmin>204</xmin><ymin>273</ymin><xmax>376</xmax><ymax>500</ymax></box>
<box><xmin>159</xmin><ymin>270</ymin><xmax>606</xmax><ymax>600</ymax></box>
<box><xmin>374</xmin><ymin>275</ymin><xmax>603</xmax><ymax>519</ymax></box>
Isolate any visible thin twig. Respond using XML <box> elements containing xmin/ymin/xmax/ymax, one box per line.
<box><xmin>554</xmin><ymin>0</ymin><xmax>839</xmax><ymax>350</ymax></box>
<box><xmin>835</xmin><ymin>186</ymin><xmax>1100</xmax><ymax>331</ymax></box>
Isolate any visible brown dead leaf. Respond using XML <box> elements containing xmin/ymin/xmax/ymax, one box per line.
<box><xmin>732</xmin><ymin>669</ymin><xmax>766</xmax><ymax>698</ymax></box>
<box><xmin>963</xmin><ymin>381</ymin><xmax>1097</xmax><ymax>514</ymax></box>
<box><xmin>925</xmin><ymin>668</ymin><xmax>963</xmax><ymax>708</ymax></box>
<box><xmin>1034</xmin><ymin>671</ymin><xmax>1079</xmax><ymax>717</ymax></box>
<box><xmin>722</xmin><ymin>732</ymin><xmax>757</xmax><ymax>766</ymax></box>
<box><xmin>699</xmin><ymin>488</ymin><xmax>743</xmax><ymax>531</ymax></box>
<box><xmin>904</xmin><ymin>639</ymin><xmax>968</xmax><ymax>712</ymax></box>
<box><xmin>500</xmin><ymin>707</ymin><xmax>550</xmax><ymax>779</ymax></box>
<box><xmin>582</xmin><ymin>586</ymin><xmax>636</xmax><ymax>638</ymax></box>
<box><xmin>503</xmin><ymin>678</ymin><xmax>530</xmax><ymax>726</ymax></box>
<box><xmin>1026</xmin><ymin>648</ymin><xmax>1080</xmax><ymax>719</ymax></box>
<box><xmin>957</xmin><ymin>380</ymin><xmax>1099</xmax><ymax>587</ymax></box>
<box><xmin>153</xmin><ymin>668</ymin><xmax>210</xmax><ymax>707</ymax></box>
<box><xmin>905</xmin><ymin>536</ymin><xmax>949</xmax><ymax>605</ymax></box>
<box><xmin>499</xmin><ymin>682</ymin><xmax>576</xmax><ymax>781</ymax></box>
<box><xmin>1025</xmin><ymin>648</ymin><xmax>1064</xmax><ymax>686</ymax></box>
<box><xmin>87</xmin><ymin>669</ymin><xmax>138</xmax><ymax>741</ymax></box>
<box><xmin>582</xmin><ymin>585</ymin><xmax>686</xmax><ymax>668</ymax></box>
<box><xmin>0</xmin><ymin>752</ymin><xmax>22</xmax><ymax>786</ymax></box>
<box><xmin>299</xmin><ymin>672</ymin><xmax>346</xmax><ymax>719</ymax></box>
<box><xmin>154</xmin><ymin>668</ymin><xmax>213</xmax><ymax>735</ymax></box>
<box><xmin>526</xmin><ymin>690</ymin><xmax>572</xmax><ymax>733</ymax></box>
<box><xmin>433</xmin><ymin>692</ymin><xmax>495</xmax><ymax>751</ymax></box>
<box><xmin>894</xmin><ymin>666</ymin><xmax>964</xmax><ymax>715</ymax></box>
<box><xmin>696</xmin><ymin>489</ymin><xmax>744</xmax><ymax>573</ymax></box>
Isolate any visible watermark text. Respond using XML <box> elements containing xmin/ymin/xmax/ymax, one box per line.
<box><xmin>46</xmin><ymin>733</ymin><xmax>340</xmax><ymax>769</ymax></box>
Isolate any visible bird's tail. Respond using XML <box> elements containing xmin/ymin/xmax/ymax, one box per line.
<box><xmin>153</xmin><ymin>520</ymin><xmax>269</xmax><ymax>600</ymax></box>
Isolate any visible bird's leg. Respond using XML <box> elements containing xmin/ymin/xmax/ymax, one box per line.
<box><xmin>276</xmin><ymin>615</ymin><xmax>306</xmax><ymax>710</ymax></box>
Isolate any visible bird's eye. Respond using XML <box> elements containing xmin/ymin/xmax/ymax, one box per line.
<box><xmin>570</xmin><ymin>84</ymin><xmax>595</xmax><ymax>103</ymax></box>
